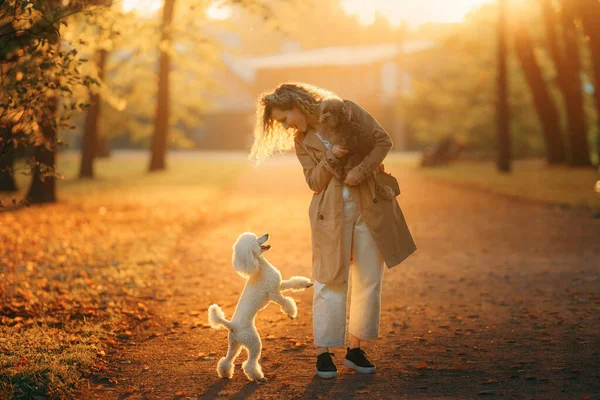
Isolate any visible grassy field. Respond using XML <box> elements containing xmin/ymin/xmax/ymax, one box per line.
<box><xmin>386</xmin><ymin>153</ymin><xmax>600</xmax><ymax>210</ymax></box>
<box><xmin>5</xmin><ymin>150</ymin><xmax>247</xmax><ymax>204</ymax></box>
<box><xmin>0</xmin><ymin>151</ymin><xmax>246</xmax><ymax>399</ymax></box>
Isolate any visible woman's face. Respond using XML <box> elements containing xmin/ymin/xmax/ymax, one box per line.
<box><xmin>271</xmin><ymin>107</ymin><xmax>308</xmax><ymax>134</ymax></box>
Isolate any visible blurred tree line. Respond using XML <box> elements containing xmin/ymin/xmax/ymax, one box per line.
<box><xmin>1</xmin><ymin>0</ymin><xmax>598</xmax><ymax>207</ymax></box>
<box><xmin>1</xmin><ymin>0</ymin><xmax>96</xmax><ymax>202</ymax></box>
<box><xmin>0</xmin><ymin>0</ymin><xmax>275</xmax><ymax>205</ymax></box>
<box><xmin>402</xmin><ymin>0</ymin><xmax>599</xmax><ymax>167</ymax></box>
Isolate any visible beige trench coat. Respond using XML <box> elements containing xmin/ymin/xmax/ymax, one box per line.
<box><xmin>294</xmin><ymin>100</ymin><xmax>417</xmax><ymax>285</ymax></box>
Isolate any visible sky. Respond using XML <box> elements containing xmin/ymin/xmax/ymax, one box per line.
<box><xmin>340</xmin><ymin>0</ymin><xmax>493</xmax><ymax>26</ymax></box>
<box><xmin>121</xmin><ymin>0</ymin><xmax>493</xmax><ymax>27</ymax></box>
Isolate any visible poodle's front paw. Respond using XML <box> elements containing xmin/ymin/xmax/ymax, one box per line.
<box><xmin>288</xmin><ymin>315</ymin><xmax>295</xmax><ymax>320</ymax></box>
<box><xmin>256</xmin><ymin>377</ymin><xmax>267</xmax><ymax>383</ymax></box>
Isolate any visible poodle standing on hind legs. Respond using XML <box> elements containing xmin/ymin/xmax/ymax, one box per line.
<box><xmin>208</xmin><ymin>232</ymin><xmax>313</xmax><ymax>382</ymax></box>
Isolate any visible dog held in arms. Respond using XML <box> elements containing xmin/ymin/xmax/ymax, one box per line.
<box><xmin>208</xmin><ymin>233</ymin><xmax>313</xmax><ymax>382</ymax></box>
<box><xmin>319</xmin><ymin>98</ymin><xmax>396</xmax><ymax>200</ymax></box>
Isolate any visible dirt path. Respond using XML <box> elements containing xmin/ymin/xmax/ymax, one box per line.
<box><xmin>83</xmin><ymin>154</ymin><xmax>600</xmax><ymax>399</ymax></box>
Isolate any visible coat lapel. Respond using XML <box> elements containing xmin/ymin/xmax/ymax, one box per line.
<box><xmin>302</xmin><ymin>130</ymin><xmax>327</xmax><ymax>154</ymax></box>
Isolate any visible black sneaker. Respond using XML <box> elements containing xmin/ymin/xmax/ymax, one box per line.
<box><xmin>316</xmin><ymin>352</ymin><xmax>338</xmax><ymax>379</ymax></box>
<box><xmin>344</xmin><ymin>347</ymin><xmax>376</xmax><ymax>374</ymax></box>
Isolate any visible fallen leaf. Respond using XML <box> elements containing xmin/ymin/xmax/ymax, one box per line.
<box><xmin>117</xmin><ymin>331</ymin><xmax>132</xmax><ymax>340</ymax></box>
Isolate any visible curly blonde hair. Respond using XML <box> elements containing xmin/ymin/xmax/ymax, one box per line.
<box><xmin>250</xmin><ymin>82</ymin><xmax>340</xmax><ymax>162</ymax></box>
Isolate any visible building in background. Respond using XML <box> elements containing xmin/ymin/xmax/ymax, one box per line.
<box><xmin>196</xmin><ymin>40</ymin><xmax>434</xmax><ymax>151</ymax></box>
<box><xmin>190</xmin><ymin>52</ymin><xmax>257</xmax><ymax>151</ymax></box>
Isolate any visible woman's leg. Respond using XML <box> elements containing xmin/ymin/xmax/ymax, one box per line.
<box><xmin>349</xmin><ymin>335</ymin><xmax>361</xmax><ymax>350</ymax></box>
<box><xmin>343</xmin><ymin>212</ymin><xmax>383</xmax><ymax>374</ymax></box>
<box><xmin>313</xmin><ymin>200</ymin><xmax>358</xmax><ymax>354</ymax></box>
<box><xmin>316</xmin><ymin>347</ymin><xmax>329</xmax><ymax>356</ymax></box>
<box><xmin>313</xmin><ymin>280</ymin><xmax>348</xmax><ymax>350</ymax></box>
<box><xmin>347</xmin><ymin>211</ymin><xmax>385</xmax><ymax>343</ymax></box>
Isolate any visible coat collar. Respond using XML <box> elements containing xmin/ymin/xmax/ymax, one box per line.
<box><xmin>301</xmin><ymin>129</ymin><xmax>327</xmax><ymax>153</ymax></box>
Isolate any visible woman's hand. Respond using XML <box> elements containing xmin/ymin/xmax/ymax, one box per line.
<box><xmin>332</xmin><ymin>145</ymin><xmax>349</xmax><ymax>159</ymax></box>
<box><xmin>344</xmin><ymin>169</ymin><xmax>361</xmax><ymax>186</ymax></box>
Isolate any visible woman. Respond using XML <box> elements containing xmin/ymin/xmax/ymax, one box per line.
<box><xmin>250</xmin><ymin>83</ymin><xmax>417</xmax><ymax>379</ymax></box>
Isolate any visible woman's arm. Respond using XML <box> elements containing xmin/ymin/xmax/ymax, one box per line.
<box><xmin>345</xmin><ymin>100</ymin><xmax>393</xmax><ymax>184</ymax></box>
<box><xmin>294</xmin><ymin>138</ymin><xmax>344</xmax><ymax>194</ymax></box>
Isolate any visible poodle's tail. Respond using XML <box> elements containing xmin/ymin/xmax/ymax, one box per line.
<box><xmin>208</xmin><ymin>304</ymin><xmax>233</xmax><ymax>331</ymax></box>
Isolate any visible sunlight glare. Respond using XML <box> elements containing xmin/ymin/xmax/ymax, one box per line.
<box><xmin>206</xmin><ymin>2</ymin><xmax>233</xmax><ymax>20</ymax></box>
<box><xmin>122</xmin><ymin>0</ymin><xmax>163</xmax><ymax>16</ymax></box>
<box><xmin>341</xmin><ymin>0</ymin><xmax>492</xmax><ymax>27</ymax></box>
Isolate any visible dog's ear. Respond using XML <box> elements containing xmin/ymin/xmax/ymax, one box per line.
<box><xmin>232</xmin><ymin>233</ymin><xmax>260</xmax><ymax>278</ymax></box>
<box><xmin>319</xmin><ymin>112</ymin><xmax>331</xmax><ymax>123</ymax></box>
<box><xmin>342</xmin><ymin>102</ymin><xmax>352</xmax><ymax>121</ymax></box>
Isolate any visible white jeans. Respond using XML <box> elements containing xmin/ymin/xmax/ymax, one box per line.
<box><xmin>313</xmin><ymin>199</ymin><xmax>385</xmax><ymax>347</ymax></box>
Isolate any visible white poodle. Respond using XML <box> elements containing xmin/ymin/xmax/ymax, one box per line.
<box><xmin>208</xmin><ymin>232</ymin><xmax>313</xmax><ymax>382</ymax></box>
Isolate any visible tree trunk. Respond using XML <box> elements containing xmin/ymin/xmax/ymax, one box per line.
<box><xmin>26</xmin><ymin>4</ymin><xmax>62</xmax><ymax>204</ymax></box>
<box><xmin>541</xmin><ymin>0</ymin><xmax>591</xmax><ymax>166</ymax></box>
<box><xmin>149</xmin><ymin>0</ymin><xmax>176</xmax><ymax>172</ymax></box>
<box><xmin>573</xmin><ymin>0</ymin><xmax>600</xmax><ymax>164</ymax></box>
<box><xmin>27</xmin><ymin>97</ymin><xmax>57</xmax><ymax>204</ymax></box>
<box><xmin>514</xmin><ymin>25</ymin><xmax>566</xmax><ymax>164</ymax></box>
<box><xmin>559</xmin><ymin>1</ymin><xmax>591</xmax><ymax>166</ymax></box>
<box><xmin>79</xmin><ymin>48</ymin><xmax>108</xmax><ymax>178</ymax></box>
<box><xmin>0</xmin><ymin>126</ymin><xmax>17</xmax><ymax>192</ymax></box>
<box><xmin>540</xmin><ymin>0</ymin><xmax>563</xmax><ymax>81</ymax></box>
<box><xmin>497</xmin><ymin>0</ymin><xmax>511</xmax><ymax>173</ymax></box>
<box><xmin>95</xmin><ymin>136</ymin><xmax>111</xmax><ymax>158</ymax></box>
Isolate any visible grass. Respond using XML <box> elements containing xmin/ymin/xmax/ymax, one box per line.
<box><xmin>0</xmin><ymin>324</ymin><xmax>109</xmax><ymax>399</ymax></box>
<box><xmin>6</xmin><ymin>150</ymin><xmax>247</xmax><ymax>204</ymax></box>
<box><xmin>0</xmin><ymin>150</ymin><xmax>246</xmax><ymax>399</ymax></box>
<box><xmin>386</xmin><ymin>153</ymin><xmax>600</xmax><ymax>210</ymax></box>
